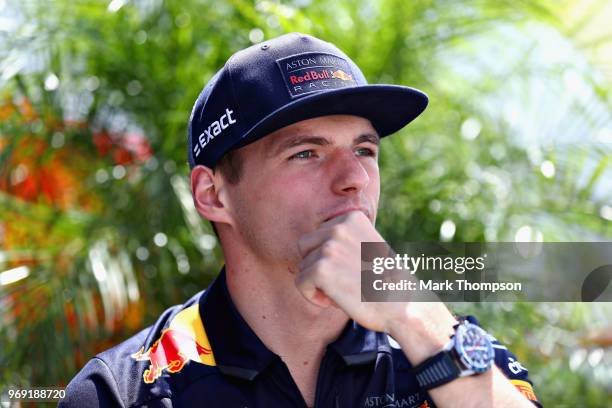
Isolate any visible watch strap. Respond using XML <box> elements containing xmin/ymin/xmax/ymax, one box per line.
<box><xmin>413</xmin><ymin>350</ymin><xmax>461</xmax><ymax>390</ymax></box>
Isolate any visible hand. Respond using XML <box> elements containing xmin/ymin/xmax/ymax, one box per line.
<box><xmin>296</xmin><ymin>211</ymin><xmax>396</xmax><ymax>332</ymax></box>
<box><xmin>296</xmin><ymin>210</ymin><xmax>456</xmax><ymax>362</ymax></box>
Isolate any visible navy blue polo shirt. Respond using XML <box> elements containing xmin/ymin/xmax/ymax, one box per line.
<box><xmin>60</xmin><ymin>269</ymin><xmax>541</xmax><ymax>407</ymax></box>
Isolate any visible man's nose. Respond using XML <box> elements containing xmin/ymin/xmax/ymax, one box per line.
<box><xmin>329</xmin><ymin>150</ymin><xmax>370</xmax><ymax>195</ymax></box>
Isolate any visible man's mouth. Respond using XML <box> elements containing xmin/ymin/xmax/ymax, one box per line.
<box><xmin>323</xmin><ymin>207</ymin><xmax>370</xmax><ymax>223</ymax></box>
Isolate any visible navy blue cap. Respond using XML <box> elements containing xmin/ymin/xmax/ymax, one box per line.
<box><xmin>188</xmin><ymin>32</ymin><xmax>428</xmax><ymax>169</ymax></box>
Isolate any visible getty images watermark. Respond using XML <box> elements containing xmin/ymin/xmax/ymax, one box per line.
<box><xmin>361</xmin><ymin>242</ymin><xmax>612</xmax><ymax>302</ymax></box>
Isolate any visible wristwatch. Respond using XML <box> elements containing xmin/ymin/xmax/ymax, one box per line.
<box><xmin>413</xmin><ymin>319</ymin><xmax>495</xmax><ymax>390</ymax></box>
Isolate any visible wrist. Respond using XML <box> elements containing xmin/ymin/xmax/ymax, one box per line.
<box><xmin>387</xmin><ymin>307</ymin><xmax>456</xmax><ymax>365</ymax></box>
<box><xmin>412</xmin><ymin>319</ymin><xmax>496</xmax><ymax>391</ymax></box>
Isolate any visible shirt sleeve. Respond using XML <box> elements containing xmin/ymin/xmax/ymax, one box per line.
<box><xmin>58</xmin><ymin>357</ymin><xmax>126</xmax><ymax>408</ymax></box>
<box><xmin>465</xmin><ymin>315</ymin><xmax>542</xmax><ymax>407</ymax></box>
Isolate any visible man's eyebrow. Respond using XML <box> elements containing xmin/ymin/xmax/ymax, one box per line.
<box><xmin>270</xmin><ymin>136</ymin><xmax>331</xmax><ymax>157</ymax></box>
<box><xmin>355</xmin><ymin>133</ymin><xmax>380</xmax><ymax>146</ymax></box>
<box><xmin>270</xmin><ymin>132</ymin><xmax>380</xmax><ymax>157</ymax></box>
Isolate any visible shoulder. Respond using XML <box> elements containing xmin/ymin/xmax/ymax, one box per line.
<box><xmin>59</xmin><ymin>357</ymin><xmax>126</xmax><ymax>408</ymax></box>
<box><xmin>61</xmin><ymin>290</ymin><xmax>207</xmax><ymax>408</ymax></box>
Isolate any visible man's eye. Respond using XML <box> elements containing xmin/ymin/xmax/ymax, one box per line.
<box><xmin>289</xmin><ymin>150</ymin><xmax>315</xmax><ymax>160</ymax></box>
<box><xmin>356</xmin><ymin>147</ymin><xmax>376</xmax><ymax>157</ymax></box>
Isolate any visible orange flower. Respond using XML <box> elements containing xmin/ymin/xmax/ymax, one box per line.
<box><xmin>0</xmin><ymin>136</ymin><xmax>86</xmax><ymax>210</ymax></box>
<box><xmin>18</xmin><ymin>98</ymin><xmax>37</xmax><ymax>121</ymax></box>
<box><xmin>0</xmin><ymin>99</ymin><xmax>16</xmax><ymax>120</ymax></box>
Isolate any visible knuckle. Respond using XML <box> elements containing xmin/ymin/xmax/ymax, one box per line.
<box><xmin>321</xmin><ymin>241</ymin><xmax>335</xmax><ymax>257</ymax></box>
<box><xmin>347</xmin><ymin>211</ymin><xmax>360</xmax><ymax>221</ymax></box>
<box><xmin>312</xmin><ymin>260</ymin><xmax>328</xmax><ymax>279</ymax></box>
<box><xmin>296</xmin><ymin>268</ymin><xmax>313</xmax><ymax>288</ymax></box>
<box><xmin>330</xmin><ymin>225</ymin><xmax>345</xmax><ymax>240</ymax></box>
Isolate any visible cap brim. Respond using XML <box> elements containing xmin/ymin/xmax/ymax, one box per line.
<box><xmin>233</xmin><ymin>84</ymin><xmax>428</xmax><ymax>150</ymax></box>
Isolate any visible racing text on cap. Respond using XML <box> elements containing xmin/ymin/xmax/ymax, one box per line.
<box><xmin>276</xmin><ymin>52</ymin><xmax>357</xmax><ymax>98</ymax></box>
<box><xmin>193</xmin><ymin>108</ymin><xmax>237</xmax><ymax>159</ymax></box>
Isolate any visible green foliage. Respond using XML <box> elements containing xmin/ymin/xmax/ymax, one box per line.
<box><xmin>0</xmin><ymin>0</ymin><xmax>610</xmax><ymax>406</ymax></box>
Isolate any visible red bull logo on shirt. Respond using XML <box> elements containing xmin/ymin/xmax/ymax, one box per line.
<box><xmin>131</xmin><ymin>305</ymin><xmax>216</xmax><ymax>384</ymax></box>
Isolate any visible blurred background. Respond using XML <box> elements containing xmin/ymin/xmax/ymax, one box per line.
<box><xmin>0</xmin><ymin>0</ymin><xmax>611</xmax><ymax>406</ymax></box>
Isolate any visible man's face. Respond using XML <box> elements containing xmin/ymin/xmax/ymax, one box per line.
<box><xmin>222</xmin><ymin>114</ymin><xmax>380</xmax><ymax>267</ymax></box>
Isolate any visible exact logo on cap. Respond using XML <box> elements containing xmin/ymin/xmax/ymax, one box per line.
<box><xmin>193</xmin><ymin>108</ymin><xmax>237</xmax><ymax>159</ymax></box>
<box><xmin>276</xmin><ymin>52</ymin><xmax>356</xmax><ymax>98</ymax></box>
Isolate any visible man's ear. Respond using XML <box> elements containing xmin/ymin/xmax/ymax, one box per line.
<box><xmin>190</xmin><ymin>165</ymin><xmax>233</xmax><ymax>226</ymax></box>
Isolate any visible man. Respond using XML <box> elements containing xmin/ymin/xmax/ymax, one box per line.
<box><xmin>61</xmin><ymin>33</ymin><xmax>540</xmax><ymax>407</ymax></box>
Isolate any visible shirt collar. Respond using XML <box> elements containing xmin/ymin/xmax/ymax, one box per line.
<box><xmin>200</xmin><ymin>267</ymin><xmax>277</xmax><ymax>380</ymax></box>
<box><xmin>328</xmin><ymin>320</ymin><xmax>391</xmax><ymax>366</ymax></box>
<box><xmin>200</xmin><ymin>267</ymin><xmax>391</xmax><ymax>380</ymax></box>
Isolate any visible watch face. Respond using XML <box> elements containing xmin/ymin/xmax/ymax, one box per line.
<box><xmin>454</xmin><ymin>322</ymin><xmax>494</xmax><ymax>373</ymax></box>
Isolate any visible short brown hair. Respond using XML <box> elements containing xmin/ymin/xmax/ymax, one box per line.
<box><xmin>214</xmin><ymin>149</ymin><xmax>243</xmax><ymax>185</ymax></box>
<box><xmin>209</xmin><ymin>149</ymin><xmax>244</xmax><ymax>238</ymax></box>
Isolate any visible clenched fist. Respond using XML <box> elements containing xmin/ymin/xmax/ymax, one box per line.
<box><xmin>295</xmin><ymin>210</ymin><xmax>456</xmax><ymax>363</ymax></box>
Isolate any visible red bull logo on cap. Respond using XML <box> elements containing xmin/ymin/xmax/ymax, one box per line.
<box><xmin>277</xmin><ymin>52</ymin><xmax>357</xmax><ymax>98</ymax></box>
<box><xmin>131</xmin><ymin>305</ymin><xmax>216</xmax><ymax>384</ymax></box>
<box><xmin>289</xmin><ymin>69</ymin><xmax>331</xmax><ymax>84</ymax></box>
